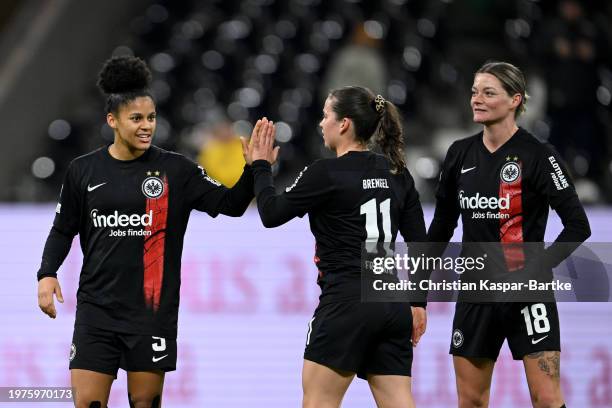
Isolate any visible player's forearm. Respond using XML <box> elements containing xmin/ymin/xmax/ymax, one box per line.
<box><xmin>544</xmin><ymin>199</ymin><xmax>591</xmax><ymax>268</ymax></box>
<box><xmin>218</xmin><ymin>165</ymin><xmax>255</xmax><ymax>217</ymax></box>
<box><xmin>37</xmin><ymin>226</ymin><xmax>74</xmax><ymax>280</ymax></box>
<box><xmin>418</xmin><ymin>202</ymin><xmax>458</xmax><ymax>306</ymax></box>
<box><xmin>427</xmin><ymin>202</ymin><xmax>458</xmax><ymax>243</ymax></box>
<box><xmin>399</xmin><ymin>201</ymin><xmax>427</xmax><ymax>243</ymax></box>
<box><xmin>252</xmin><ymin>160</ymin><xmax>299</xmax><ymax>227</ymax></box>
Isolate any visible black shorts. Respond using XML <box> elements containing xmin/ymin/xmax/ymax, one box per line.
<box><xmin>450</xmin><ymin>302</ymin><xmax>561</xmax><ymax>361</ymax></box>
<box><xmin>69</xmin><ymin>324</ymin><xmax>177</xmax><ymax>377</ymax></box>
<box><xmin>304</xmin><ymin>302</ymin><xmax>413</xmax><ymax>379</ymax></box>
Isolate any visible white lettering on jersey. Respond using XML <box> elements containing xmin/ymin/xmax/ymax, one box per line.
<box><xmin>91</xmin><ymin>209</ymin><xmax>153</xmax><ymax>228</ymax></box>
<box><xmin>198</xmin><ymin>166</ymin><xmax>222</xmax><ymax>187</ymax></box>
<box><xmin>458</xmin><ymin>190</ymin><xmax>510</xmax><ymax>210</ymax></box>
<box><xmin>56</xmin><ymin>184</ymin><xmax>64</xmax><ymax>213</ymax></box>
<box><xmin>286</xmin><ymin>166</ymin><xmax>308</xmax><ymax>192</ymax></box>
<box><xmin>548</xmin><ymin>156</ymin><xmax>569</xmax><ymax>190</ymax></box>
<box><xmin>362</xmin><ymin>178</ymin><xmax>389</xmax><ymax>189</ymax></box>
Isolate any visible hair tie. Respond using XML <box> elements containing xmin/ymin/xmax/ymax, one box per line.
<box><xmin>374</xmin><ymin>94</ymin><xmax>386</xmax><ymax>113</ymax></box>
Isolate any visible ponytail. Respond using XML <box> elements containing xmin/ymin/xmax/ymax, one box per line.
<box><xmin>372</xmin><ymin>96</ymin><xmax>405</xmax><ymax>173</ymax></box>
<box><xmin>329</xmin><ymin>86</ymin><xmax>407</xmax><ymax>174</ymax></box>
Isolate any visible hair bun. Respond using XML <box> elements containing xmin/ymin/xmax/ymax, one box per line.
<box><xmin>97</xmin><ymin>56</ymin><xmax>152</xmax><ymax>95</ymax></box>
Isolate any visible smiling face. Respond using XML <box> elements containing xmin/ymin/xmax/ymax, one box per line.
<box><xmin>471</xmin><ymin>73</ymin><xmax>521</xmax><ymax>125</ymax></box>
<box><xmin>107</xmin><ymin>96</ymin><xmax>156</xmax><ymax>153</ymax></box>
<box><xmin>319</xmin><ymin>96</ymin><xmax>346</xmax><ymax>151</ymax></box>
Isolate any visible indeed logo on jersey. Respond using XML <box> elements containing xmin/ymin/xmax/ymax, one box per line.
<box><xmin>458</xmin><ymin>190</ymin><xmax>510</xmax><ymax>210</ymax></box>
<box><xmin>91</xmin><ymin>209</ymin><xmax>153</xmax><ymax>228</ymax></box>
<box><xmin>548</xmin><ymin>156</ymin><xmax>569</xmax><ymax>190</ymax></box>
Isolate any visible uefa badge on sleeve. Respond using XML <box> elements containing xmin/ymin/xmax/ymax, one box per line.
<box><xmin>142</xmin><ymin>171</ymin><xmax>164</xmax><ymax>199</ymax></box>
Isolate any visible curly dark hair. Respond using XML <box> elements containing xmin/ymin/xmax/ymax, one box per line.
<box><xmin>97</xmin><ymin>56</ymin><xmax>154</xmax><ymax>114</ymax></box>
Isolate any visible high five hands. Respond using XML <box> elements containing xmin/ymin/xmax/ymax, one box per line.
<box><xmin>240</xmin><ymin>118</ymin><xmax>280</xmax><ymax>165</ymax></box>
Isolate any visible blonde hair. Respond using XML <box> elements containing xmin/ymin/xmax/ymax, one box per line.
<box><xmin>476</xmin><ymin>61</ymin><xmax>529</xmax><ymax>118</ymax></box>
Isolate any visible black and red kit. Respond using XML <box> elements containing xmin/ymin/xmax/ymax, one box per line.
<box><xmin>37</xmin><ymin>145</ymin><xmax>254</xmax><ymax>339</ymax></box>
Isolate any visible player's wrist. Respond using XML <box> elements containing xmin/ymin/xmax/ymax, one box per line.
<box><xmin>37</xmin><ymin>272</ymin><xmax>58</xmax><ymax>281</ymax></box>
<box><xmin>252</xmin><ymin>159</ymin><xmax>272</xmax><ymax>168</ymax></box>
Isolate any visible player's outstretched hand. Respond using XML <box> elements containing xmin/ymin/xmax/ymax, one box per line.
<box><xmin>38</xmin><ymin>277</ymin><xmax>64</xmax><ymax>319</ymax></box>
<box><xmin>240</xmin><ymin>119</ymin><xmax>264</xmax><ymax>165</ymax></box>
<box><xmin>251</xmin><ymin>117</ymin><xmax>280</xmax><ymax>164</ymax></box>
<box><xmin>411</xmin><ymin>306</ymin><xmax>427</xmax><ymax>347</ymax></box>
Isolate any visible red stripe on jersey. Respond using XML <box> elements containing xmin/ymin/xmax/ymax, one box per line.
<box><xmin>499</xmin><ymin>164</ymin><xmax>524</xmax><ymax>271</ymax></box>
<box><xmin>143</xmin><ymin>176</ymin><xmax>169</xmax><ymax>311</ymax></box>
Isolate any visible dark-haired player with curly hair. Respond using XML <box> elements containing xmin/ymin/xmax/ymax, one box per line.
<box><xmin>429</xmin><ymin>61</ymin><xmax>590</xmax><ymax>408</ymax></box>
<box><xmin>36</xmin><ymin>56</ymin><xmax>260</xmax><ymax>408</ymax></box>
<box><xmin>250</xmin><ymin>86</ymin><xmax>427</xmax><ymax>408</ymax></box>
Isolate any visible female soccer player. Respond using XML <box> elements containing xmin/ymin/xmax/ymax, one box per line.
<box><xmin>428</xmin><ymin>61</ymin><xmax>591</xmax><ymax>408</ymax></box>
<box><xmin>36</xmin><ymin>56</ymin><xmax>260</xmax><ymax>408</ymax></box>
<box><xmin>250</xmin><ymin>86</ymin><xmax>428</xmax><ymax>408</ymax></box>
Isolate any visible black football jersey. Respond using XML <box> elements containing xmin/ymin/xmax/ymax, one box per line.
<box><xmin>252</xmin><ymin>151</ymin><xmax>427</xmax><ymax>304</ymax></box>
<box><xmin>39</xmin><ymin>145</ymin><xmax>254</xmax><ymax>338</ymax></box>
<box><xmin>428</xmin><ymin>128</ymin><xmax>590</xmax><ymax>270</ymax></box>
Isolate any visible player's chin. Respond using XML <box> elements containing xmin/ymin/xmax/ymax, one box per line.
<box><xmin>132</xmin><ymin>137</ymin><xmax>153</xmax><ymax>150</ymax></box>
<box><xmin>472</xmin><ymin>113</ymin><xmax>488</xmax><ymax>124</ymax></box>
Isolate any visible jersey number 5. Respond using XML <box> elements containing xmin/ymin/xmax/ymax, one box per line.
<box><xmin>152</xmin><ymin>336</ymin><xmax>167</xmax><ymax>352</ymax></box>
<box><xmin>360</xmin><ymin>198</ymin><xmax>391</xmax><ymax>242</ymax></box>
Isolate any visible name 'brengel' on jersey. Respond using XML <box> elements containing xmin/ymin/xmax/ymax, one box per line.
<box><xmin>363</xmin><ymin>178</ymin><xmax>389</xmax><ymax>189</ymax></box>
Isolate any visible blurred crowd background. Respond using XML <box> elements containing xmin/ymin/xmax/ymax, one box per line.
<box><xmin>1</xmin><ymin>2</ymin><xmax>611</xmax><ymax>405</ymax></box>
<box><xmin>1</xmin><ymin>0</ymin><xmax>611</xmax><ymax>204</ymax></box>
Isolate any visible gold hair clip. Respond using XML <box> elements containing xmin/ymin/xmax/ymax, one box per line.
<box><xmin>374</xmin><ymin>95</ymin><xmax>386</xmax><ymax>113</ymax></box>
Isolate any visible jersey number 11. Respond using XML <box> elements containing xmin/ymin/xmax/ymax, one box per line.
<box><xmin>361</xmin><ymin>198</ymin><xmax>391</xmax><ymax>242</ymax></box>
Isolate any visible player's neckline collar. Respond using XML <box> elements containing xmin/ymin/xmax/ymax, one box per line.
<box><xmin>343</xmin><ymin>149</ymin><xmax>370</xmax><ymax>156</ymax></box>
<box><xmin>479</xmin><ymin>127</ymin><xmax>523</xmax><ymax>155</ymax></box>
<box><xmin>104</xmin><ymin>144</ymin><xmax>155</xmax><ymax>164</ymax></box>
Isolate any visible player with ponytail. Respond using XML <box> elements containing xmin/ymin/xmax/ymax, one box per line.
<box><xmin>249</xmin><ymin>86</ymin><xmax>427</xmax><ymax>408</ymax></box>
